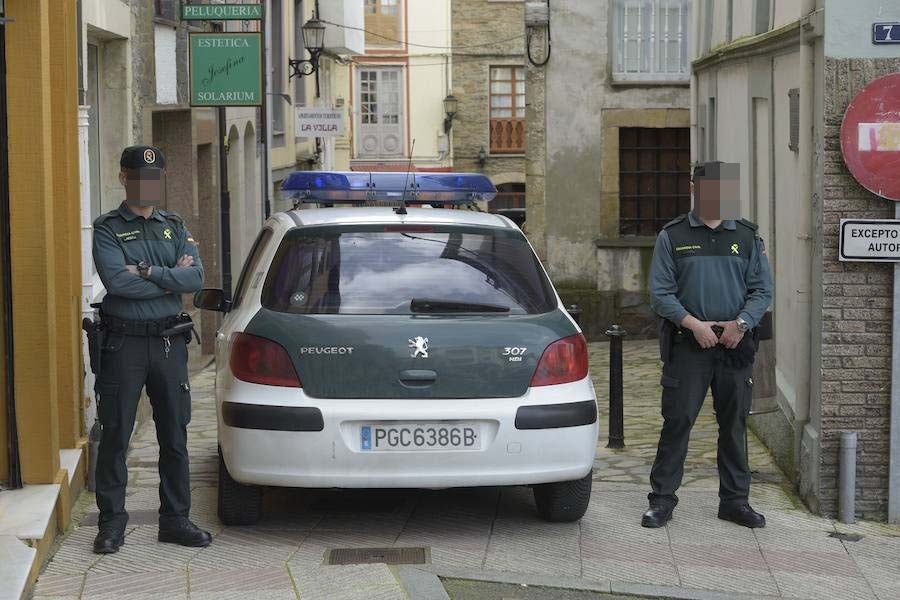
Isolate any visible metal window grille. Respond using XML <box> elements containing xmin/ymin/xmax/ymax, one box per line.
<box><xmin>788</xmin><ymin>88</ymin><xmax>800</xmax><ymax>152</ymax></box>
<box><xmin>613</xmin><ymin>0</ymin><xmax>690</xmax><ymax>83</ymax></box>
<box><xmin>618</xmin><ymin>128</ymin><xmax>691</xmax><ymax>236</ymax></box>
<box><xmin>155</xmin><ymin>0</ymin><xmax>178</xmax><ymax>21</ymax></box>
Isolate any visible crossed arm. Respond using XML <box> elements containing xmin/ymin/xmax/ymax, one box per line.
<box><xmin>93</xmin><ymin>225</ymin><xmax>204</xmax><ymax>299</ymax></box>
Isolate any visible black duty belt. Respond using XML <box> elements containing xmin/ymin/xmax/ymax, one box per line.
<box><xmin>102</xmin><ymin>313</ymin><xmax>191</xmax><ymax>337</ymax></box>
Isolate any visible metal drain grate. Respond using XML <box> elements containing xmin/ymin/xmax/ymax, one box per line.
<box><xmin>325</xmin><ymin>547</ymin><xmax>429</xmax><ymax>566</ymax></box>
<box><xmin>828</xmin><ymin>532</ymin><xmax>864</xmax><ymax>542</ymax></box>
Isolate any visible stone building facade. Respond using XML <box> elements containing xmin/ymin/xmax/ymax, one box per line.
<box><xmin>525</xmin><ymin>0</ymin><xmax>691</xmax><ymax>339</ymax></box>
<box><xmin>451</xmin><ymin>0</ymin><xmax>526</xmax><ymax>223</ymax></box>
<box><xmin>693</xmin><ymin>0</ymin><xmax>900</xmax><ymax>522</ymax></box>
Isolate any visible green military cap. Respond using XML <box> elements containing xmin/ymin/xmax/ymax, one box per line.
<box><xmin>120</xmin><ymin>145</ymin><xmax>166</xmax><ymax>170</ymax></box>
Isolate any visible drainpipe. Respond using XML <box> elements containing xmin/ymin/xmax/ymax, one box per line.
<box><xmin>218</xmin><ymin>106</ymin><xmax>232</xmax><ymax>297</ymax></box>
<box><xmin>0</xmin><ymin>0</ymin><xmax>22</xmax><ymax>490</ymax></box>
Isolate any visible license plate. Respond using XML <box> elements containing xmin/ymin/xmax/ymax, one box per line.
<box><xmin>360</xmin><ymin>423</ymin><xmax>481</xmax><ymax>451</ymax></box>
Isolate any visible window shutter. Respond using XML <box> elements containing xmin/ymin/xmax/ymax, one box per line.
<box><xmin>788</xmin><ymin>88</ymin><xmax>800</xmax><ymax>152</ymax></box>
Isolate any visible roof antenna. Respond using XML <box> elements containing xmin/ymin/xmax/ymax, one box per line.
<box><xmin>396</xmin><ymin>139</ymin><xmax>415</xmax><ymax>215</ymax></box>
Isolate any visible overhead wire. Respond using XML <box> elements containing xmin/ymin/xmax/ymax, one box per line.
<box><xmin>319</xmin><ymin>18</ymin><xmax>526</xmax><ymax>50</ymax></box>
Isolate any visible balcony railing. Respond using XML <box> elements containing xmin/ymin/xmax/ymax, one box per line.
<box><xmin>490</xmin><ymin>118</ymin><xmax>525</xmax><ymax>154</ymax></box>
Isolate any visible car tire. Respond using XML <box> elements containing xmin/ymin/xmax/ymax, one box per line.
<box><xmin>218</xmin><ymin>447</ymin><xmax>262</xmax><ymax>526</ymax></box>
<box><xmin>532</xmin><ymin>470</ymin><xmax>592</xmax><ymax>522</ymax></box>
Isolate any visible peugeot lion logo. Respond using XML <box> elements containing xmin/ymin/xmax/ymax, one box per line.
<box><xmin>409</xmin><ymin>336</ymin><xmax>429</xmax><ymax>359</ymax></box>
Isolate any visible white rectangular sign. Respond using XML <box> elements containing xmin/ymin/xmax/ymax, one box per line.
<box><xmin>295</xmin><ymin>107</ymin><xmax>344</xmax><ymax>137</ymax></box>
<box><xmin>840</xmin><ymin>219</ymin><xmax>900</xmax><ymax>262</ymax></box>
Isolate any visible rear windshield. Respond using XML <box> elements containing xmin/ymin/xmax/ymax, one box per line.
<box><xmin>261</xmin><ymin>225</ymin><xmax>556</xmax><ymax>315</ymax></box>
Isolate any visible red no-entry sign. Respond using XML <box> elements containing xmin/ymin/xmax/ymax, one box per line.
<box><xmin>840</xmin><ymin>73</ymin><xmax>900</xmax><ymax>201</ymax></box>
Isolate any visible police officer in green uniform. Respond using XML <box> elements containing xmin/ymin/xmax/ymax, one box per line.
<box><xmin>643</xmin><ymin>161</ymin><xmax>773</xmax><ymax>529</ymax></box>
<box><xmin>91</xmin><ymin>146</ymin><xmax>212</xmax><ymax>553</ymax></box>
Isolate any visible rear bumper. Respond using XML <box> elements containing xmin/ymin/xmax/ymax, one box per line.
<box><xmin>217</xmin><ymin>376</ymin><xmax>598</xmax><ymax>489</ymax></box>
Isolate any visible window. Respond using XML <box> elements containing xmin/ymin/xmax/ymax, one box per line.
<box><xmin>619</xmin><ymin>128</ymin><xmax>691</xmax><ymax>236</ymax></box>
<box><xmin>262</xmin><ymin>226</ymin><xmax>556</xmax><ymax>315</ymax></box>
<box><xmin>154</xmin><ymin>0</ymin><xmax>178</xmax><ymax>21</ymax></box>
<box><xmin>232</xmin><ymin>228</ymin><xmax>274</xmax><ymax>306</ymax></box>
<box><xmin>788</xmin><ymin>88</ymin><xmax>799</xmax><ymax>152</ymax></box>
<box><xmin>613</xmin><ymin>0</ymin><xmax>690</xmax><ymax>83</ymax></box>
<box><xmin>357</xmin><ymin>67</ymin><xmax>404</xmax><ymax>157</ymax></box>
<box><xmin>489</xmin><ymin>66</ymin><xmax>525</xmax><ymax>154</ymax></box>
<box><xmin>489</xmin><ymin>183</ymin><xmax>526</xmax><ymax>228</ymax></box>
<box><xmin>365</xmin><ymin>0</ymin><xmax>402</xmax><ymax>46</ymax></box>
<box><xmin>754</xmin><ymin>0</ymin><xmax>770</xmax><ymax>35</ymax></box>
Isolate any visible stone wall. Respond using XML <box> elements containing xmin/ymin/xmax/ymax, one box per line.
<box><xmin>816</xmin><ymin>57</ymin><xmax>897</xmax><ymax>519</ymax></box>
<box><xmin>450</xmin><ymin>0</ymin><xmax>525</xmax><ymax>182</ymax></box>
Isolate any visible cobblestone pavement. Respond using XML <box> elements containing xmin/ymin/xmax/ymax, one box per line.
<box><xmin>33</xmin><ymin>341</ymin><xmax>900</xmax><ymax>600</ymax></box>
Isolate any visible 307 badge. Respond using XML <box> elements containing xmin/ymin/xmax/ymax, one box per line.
<box><xmin>502</xmin><ymin>347</ymin><xmax>527</xmax><ymax>362</ymax></box>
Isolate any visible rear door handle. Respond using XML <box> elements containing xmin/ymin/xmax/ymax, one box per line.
<box><xmin>399</xmin><ymin>369</ymin><xmax>437</xmax><ymax>386</ymax></box>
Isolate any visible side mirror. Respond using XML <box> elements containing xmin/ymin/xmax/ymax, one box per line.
<box><xmin>194</xmin><ymin>288</ymin><xmax>231</xmax><ymax>312</ymax></box>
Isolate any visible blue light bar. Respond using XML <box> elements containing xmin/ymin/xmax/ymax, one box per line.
<box><xmin>281</xmin><ymin>171</ymin><xmax>497</xmax><ymax>204</ymax></box>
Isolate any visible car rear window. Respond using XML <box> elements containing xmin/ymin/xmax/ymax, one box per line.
<box><xmin>261</xmin><ymin>225</ymin><xmax>556</xmax><ymax>315</ymax></box>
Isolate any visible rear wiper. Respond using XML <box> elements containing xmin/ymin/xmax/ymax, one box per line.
<box><xmin>410</xmin><ymin>298</ymin><xmax>510</xmax><ymax>313</ymax></box>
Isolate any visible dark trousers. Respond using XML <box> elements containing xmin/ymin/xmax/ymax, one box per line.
<box><xmin>95</xmin><ymin>332</ymin><xmax>192</xmax><ymax>532</ymax></box>
<box><xmin>648</xmin><ymin>338</ymin><xmax>754</xmax><ymax>509</ymax></box>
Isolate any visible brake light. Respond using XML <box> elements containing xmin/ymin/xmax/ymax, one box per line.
<box><xmin>530</xmin><ymin>334</ymin><xmax>589</xmax><ymax>387</ymax></box>
<box><xmin>230</xmin><ymin>333</ymin><xmax>302</xmax><ymax>388</ymax></box>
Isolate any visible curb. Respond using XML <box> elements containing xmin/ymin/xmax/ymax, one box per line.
<box><xmin>420</xmin><ymin>566</ymin><xmax>783</xmax><ymax>600</ymax></box>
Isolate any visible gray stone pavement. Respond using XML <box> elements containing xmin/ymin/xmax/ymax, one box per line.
<box><xmin>31</xmin><ymin>340</ymin><xmax>900</xmax><ymax>600</ymax></box>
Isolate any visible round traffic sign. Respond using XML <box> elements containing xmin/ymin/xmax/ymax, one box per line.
<box><xmin>840</xmin><ymin>72</ymin><xmax>900</xmax><ymax>201</ymax></box>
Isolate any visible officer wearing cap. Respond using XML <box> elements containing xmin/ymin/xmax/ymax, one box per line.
<box><xmin>91</xmin><ymin>145</ymin><xmax>211</xmax><ymax>553</ymax></box>
<box><xmin>643</xmin><ymin>161</ymin><xmax>773</xmax><ymax>529</ymax></box>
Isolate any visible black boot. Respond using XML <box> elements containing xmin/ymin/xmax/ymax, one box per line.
<box><xmin>158</xmin><ymin>518</ymin><xmax>213</xmax><ymax>547</ymax></box>
<box><xmin>718</xmin><ymin>503</ymin><xmax>766</xmax><ymax>528</ymax></box>
<box><xmin>641</xmin><ymin>504</ymin><xmax>674</xmax><ymax>528</ymax></box>
<box><xmin>93</xmin><ymin>528</ymin><xmax>125</xmax><ymax>554</ymax></box>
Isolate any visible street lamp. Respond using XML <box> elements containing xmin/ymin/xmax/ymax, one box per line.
<box><xmin>289</xmin><ymin>17</ymin><xmax>326</xmax><ymax>82</ymax></box>
<box><xmin>443</xmin><ymin>94</ymin><xmax>458</xmax><ymax>133</ymax></box>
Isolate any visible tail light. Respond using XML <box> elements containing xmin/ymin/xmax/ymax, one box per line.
<box><xmin>230</xmin><ymin>332</ymin><xmax>301</xmax><ymax>387</ymax></box>
<box><xmin>530</xmin><ymin>334</ymin><xmax>589</xmax><ymax>387</ymax></box>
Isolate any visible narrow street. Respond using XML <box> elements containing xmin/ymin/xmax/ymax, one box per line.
<box><xmin>31</xmin><ymin>341</ymin><xmax>900</xmax><ymax>600</ymax></box>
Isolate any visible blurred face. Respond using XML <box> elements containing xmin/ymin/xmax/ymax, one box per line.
<box><xmin>692</xmin><ymin>164</ymin><xmax>740</xmax><ymax>220</ymax></box>
<box><xmin>120</xmin><ymin>168</ymin><xmax>166</xmax><ymax>207</ymax></box>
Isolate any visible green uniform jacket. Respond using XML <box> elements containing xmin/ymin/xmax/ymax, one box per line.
<box><xmin>649</xmin><ymin>211</ymin><xmax>773</xmax><ymax>328</ymax></box>
<box><xmin>93</xmin><ymin>202</ymin><xmax>204</xmax><ymax>321</ymax></box>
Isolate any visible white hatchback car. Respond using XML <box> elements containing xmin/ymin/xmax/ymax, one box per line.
<box><xmin>194</xmin><ymin>172</ymin><xmax>598</xmax><ymax>525</ymax></box>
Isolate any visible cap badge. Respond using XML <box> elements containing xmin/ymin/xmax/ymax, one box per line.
<box><xmin>143</xmin><ymin>148</ymin><xmax>156</xmax><ymax>164</ymax></box>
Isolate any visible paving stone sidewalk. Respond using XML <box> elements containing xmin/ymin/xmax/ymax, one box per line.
<box><xmin>32</xmin><ymin>340</ymin><xmax>900</xmax><ymax>600</ymax></box>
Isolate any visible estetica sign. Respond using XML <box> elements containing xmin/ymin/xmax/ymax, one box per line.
<box><xmin>189</xmin><ymin>33</ymin><xmax>262</xmax><ymax>106</ymax></box>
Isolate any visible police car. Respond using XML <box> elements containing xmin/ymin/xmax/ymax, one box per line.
<box><xmin>194</xmin><ymin>172</ymin><xmax>598</xmax><ymax>526</ymax></box>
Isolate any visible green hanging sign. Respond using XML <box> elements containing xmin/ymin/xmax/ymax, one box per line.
<box><xmin>182</xmin><ymin>3</ymin><xmax>264</xmax><ymax>21</ymax></box>
<box><xmin>189</xmin><ymin>33</ymin><xmax>263</xmax><ymax>107</ymax></box>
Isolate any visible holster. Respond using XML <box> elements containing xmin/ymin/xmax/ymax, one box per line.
<box><xmin>160</xmin><ymin>312</ymin><xmax>199</xmax><ymax>344</ymax></box>
<box><xmin>82</xmin><ymin>317</ymin><xmax>106</xmax><ymax>376</ymax></box>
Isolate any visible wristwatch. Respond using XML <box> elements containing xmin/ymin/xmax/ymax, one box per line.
<box><xmin>137</xmin><ymin>261</ymin><xmax>151</xmax><ymax>279</ymax></box>
<box><xmin>735</xmin><ymin>317</ymin><xmax>750</xmax><ymax>332</ymax></box>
